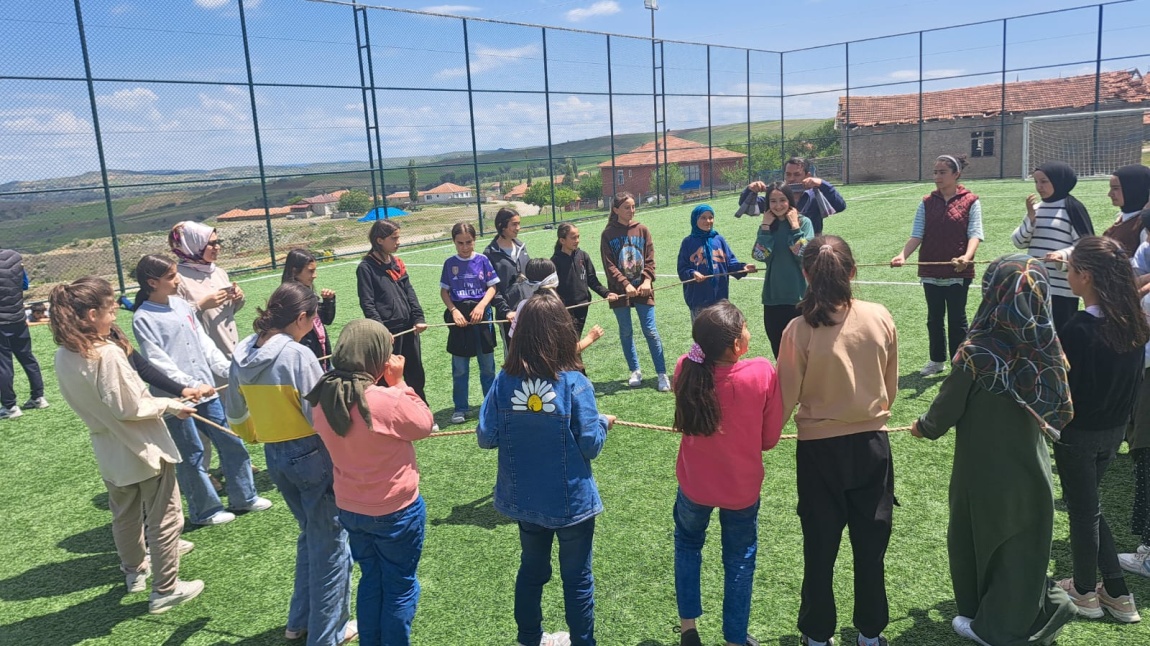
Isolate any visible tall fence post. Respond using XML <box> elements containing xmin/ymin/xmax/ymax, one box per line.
<box><xmin>359</xmin><ymin>6</ymin><xmax>389</xmax><ymax>212</ymax></box>
<box><xmin>73</xmin><ymin>0</ymin><xmax>126</xmax><ymax>294</ymax></box>
<box><xmin>461</xmin><ymin>19</ymin><xmax>484</xmax><ymax>235</ymax></box>
<box><xmin>237</xmin><ymin>0</ymin><xmax>277</xmax><ymax>270</ymax></box>
<box><xmin>543</xmin><ymin>27</ymin><xmax>557</xmax><ymax>222</ymax></box>
<box><xmin>706</xmin><ymin>45</ymin><xmax>714</xmax><ymax>198</ymax></box>
<box><xmin>1091</xmin><ymin>3</ymin><xmax>1104</xmax><ymax>176</ymax></box>
<box><xmin>607</xmin><ymin>34</ymin><xmax>616</xmax><ymax>208</ymax></box>
<box><xmin>844</xmin><ymin>42</ymin><xmax>851</xmax><ymax>185</ymax></box>
<box><xmin>1000</xmin><ymin>18</ymin><xmax>1008</xmax><ymax>179</ymax></box>
<box><xmin>352</xmin><ymin>4</ymin><xmax>379</xmax><ymax>209</ymax></box>
<box><xmin>779</xmin><ymin>54</ymin><xmax>785</xmax><ymax>174</ymax></box>
<box><xmin>745</xmin><ymin>49</ymin><xmax>751</xmax><ymax>182</ymax></box>
<box><xmin>917</xmin><ymin>31</ymin><xmax>923</xmax><ymax>183</ymax></box>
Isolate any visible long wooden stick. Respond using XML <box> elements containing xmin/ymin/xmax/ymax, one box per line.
<box><xmin>178</xmin><ymin>383</ymin><xmax>229</xmax><ymax>403</ymax></box>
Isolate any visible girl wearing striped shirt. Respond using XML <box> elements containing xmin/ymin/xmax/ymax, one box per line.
<box><xmin>1011</xmin><ymin>161</ymin><xmax>1094</xmax><ymax>330</ymax></box>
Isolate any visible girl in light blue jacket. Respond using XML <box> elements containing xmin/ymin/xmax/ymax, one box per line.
<box><xmin>478</xmin><ymin>294</ymin><xmax>615</xmax><ymax>646</ymax></box>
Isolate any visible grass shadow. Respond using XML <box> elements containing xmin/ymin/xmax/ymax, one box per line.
<box><xmin>431</xmin><ymin>493</ymin><xmax>513</xmax><ymax>530</ymax></box>
<box><xmin>207</xmin><ymin>626</ymin><xmax>286</xmax><ymax>645</ymax></box>
<box><xmin>0</xmin><ymin>587</ymin><xmax>149</xmax><ymax>643</ymax></box>
<box><xmin>897</xmin><ymin>371</ymin><xmax>944</xmax><ymax>400</ymax></box>
<box><xmin>91</xmin><ymin>492</ymin><xmax>110</xmax><ymax>511</ymax></box>
<box><xmin>58</xmin><ymin>523</ymin><xmax>114</xmax><ymax>555</ymax></box>
<box><xmin>890</xmin><ymin>599</ymin><xmax>960</xmax><ymax>644</ymax></box>
<box><xmin>0</xmin><ymin>552</ymin><xmax>121</xmax><ymax>600</ymax></box>
<box><xmin>162</xmin><ymin>616</ymin><xmax>212</xmax><ymax>645</ymax></box>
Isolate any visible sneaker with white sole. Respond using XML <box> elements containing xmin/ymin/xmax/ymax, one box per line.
<box><xmin>148</xmin><ymin>579</ymin><xmax>204</xmax><ymax>614</ymax></box>
<box><xmin>518</xmin><ymin>632</ymin><xmax>571</xmax><ymax>646</ymax></box>
<box><xmin>1097</xmin><ymin>583</ymin><xmax>1141</xmax><ymax>623</ymax></box>
<box><xmin>284</xmin><ymin>627</ymin><xmax>306</xmax><ymax>640</ymax></box>
<box><xmin>657</xmin><ymin>373</ymin><xmax>671</xmax><ymax>392</ymax></box>
<box><xmin>339</xmin><ymin>620</ymin><xmax>359</xmax><ymax>645</ymax></box>
<box><xmin>951</xmin><ymin>616</ymin><xmax>990</xmax><ymax>646</ymax></box>
<box><xmin>1056</xmin><ymin>578</ymin><xmax>1104</xmax><ymax>618</ymax></box>
<box><xmin>232</xmin><ymin>496</ymin><xmax>272</xmax><ymax>513</ymax></box>
<box><xmin>627</xmin><ymin>370</ymin><xmax>642</xmax><ymax>387</ymax></box>
<box><xmin>1120</xmin><ymin>547</ymin><xmax>1150</xmax><ymax>578</ymax></box>
<box><xmin>124</xmin><ymin>563</ymin><xmax>150</xmax><ymax>593</ymax></box>
<box><xmin>194</xmin><ymin>510</ymin><xmax>236</xmax><ymax>526</ymax></box>
<box><xmin>21</xmin><ymin>397</ymin><xmax>49</xmax><ymax>409</ymax></box>
<box><xmin>920</xmin><ymin>360</ymin><xmax>947</xmax><ymax>376</ymax></box>
<box><xmin>451</xmin><ymin>411</ymin><xmax>466</xmax><ymax>424</ymax></box>
<box><xmin>432</xmin><ymin>424</ymin><xmax>440</xmax><ymax>432</ymax></box>
<box><xmin>0</xmin><ymin>406</ymin><xmax>22</xmax><ymax>420</ymax></box>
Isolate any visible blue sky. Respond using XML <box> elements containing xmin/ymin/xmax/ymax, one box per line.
<box><xmin>1</xmin><ymin>0</ymin><xmax>1147</xmax><ymax>183</ymax></box>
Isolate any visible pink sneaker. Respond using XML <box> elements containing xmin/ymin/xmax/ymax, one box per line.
<box><xmin>1096</xmin><ymin>583</ymin><xmax>1141</xmax><ymax>623</ymax></box>
<box><xmin>1055</xmin><ymin>578</ymin><xmax>1103</xmax><ymax>619</ymax></box>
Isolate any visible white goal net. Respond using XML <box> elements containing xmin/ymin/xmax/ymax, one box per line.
<box><xmin>1022</xmin><ymin>108</ymin><xmax>1149</xmax><ymax>178</ymax></box>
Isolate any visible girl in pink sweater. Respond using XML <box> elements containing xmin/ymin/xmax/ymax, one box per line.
<box><xmin>307</xmin><ymin>319</ymin><xmax>435</xmax><ymax>646</ymax></box>
<box><xmin>671</xmin><ymin>300</ymin><xmax>783</xmax><ymax>646</ymax></box>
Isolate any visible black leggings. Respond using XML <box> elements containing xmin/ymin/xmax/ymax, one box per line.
<box><xmin>763</xmin><ymin>304</ymin><xmax>801</xmax><ymax>359</ymax></box>
<box><xmin>923</xmin><ymin>280</ymin><xmax>971</xmax><ymax>363</ymax></box>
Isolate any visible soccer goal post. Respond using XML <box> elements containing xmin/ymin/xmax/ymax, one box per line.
<box><xmin>1021</xmin><ymin>108</ymin><xmax>1148</xmax><ymax>179</ymax></box>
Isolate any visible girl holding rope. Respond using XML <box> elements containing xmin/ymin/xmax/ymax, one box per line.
<box><xmin>441</xmin><ymin>222</ymin><xmax>500</xmax><ymax>425</ymax></box>
<box><xmin>890</xmin><ymin>154</ymin><xmax>983</xmax><ymax>376</ymax></box>
<box><xmin>478</xmin><ymin>294</ymin><xmax>615</xmax><ymax>646</ymax></box>
<box><xmin>778</xmin><ymin>235</ymin><xmax>898</xmax><ymax>646</ymax></box>
<box><xmin>671</xmin><ymin>300</ymin><xmax>782</xmax><ymax>646</ymax></box>
<box><xmin>552</xmin><ymin>222</ymin><xmax>614</xmax><ymax>337</ymax></box>
<box><xmin>678</xmin><ymin>204</ymin><xmax>754</xmax><ymax>321</ymax></box>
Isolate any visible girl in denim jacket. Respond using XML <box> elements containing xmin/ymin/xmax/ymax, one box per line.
<box><xmin>478</xmin><ymin>294</ymin><xmax>616</xmax><ymax>646</ymax></box>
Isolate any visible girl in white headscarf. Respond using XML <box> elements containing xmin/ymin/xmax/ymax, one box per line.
<box><xmin>168</xmin><ymin>221</ymin><xmax>246</xmax><ymax>360</ymax></box>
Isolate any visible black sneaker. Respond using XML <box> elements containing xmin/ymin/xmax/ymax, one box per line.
<box><xmin>674</xmin><ymin>627</ymin><xmax>703</xmax><ymax>646</ymax></box>
<box><xmin>801</xmin><ymin>636</ymin><xmax>835</xmax><ymax>646</ymax></box>
<box><xmin>745</xmin><ymin>635</ymin><xmax>761</xmax><ymax>646</ymax></box>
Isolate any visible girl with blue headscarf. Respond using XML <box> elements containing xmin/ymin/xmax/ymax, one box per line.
<box><xmin>677</xmin><ymin>204</ymin><xmax>755</xmax><ymax>320</ymax></box>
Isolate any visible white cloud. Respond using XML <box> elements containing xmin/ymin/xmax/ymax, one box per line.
<box><xmin>194</xmin><ymin>0</ymin><xmax>230</xmax><ymax>8</ymax></box>
<box><xmin>1</xmin><ymin>109</ymin><xmax>91</xmax><ymax>134</ymax></box>
<box><xmin>565</xmin><ymin>1</ymin><xmax>621</xmax><ymax>23</ymax></box>
<box><xmin>437</xmin><ymin>43</ymin><xmax>539</xmax><ymax>79</ymax></box>
<box><xmin>96</xmin><ymin>88</ymin><xmax>159</xmax><ymax>111</ymax></box>
<box><xmin>420</xmin><ymin>5</ymin><xmax>481</xmax><ymax>13</ymax></box>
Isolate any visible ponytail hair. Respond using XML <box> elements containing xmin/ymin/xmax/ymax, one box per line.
<box><xmin>1068</xmin><ymin>235</ymin><xmax>1150</xmax><ymax>352</ymax></box>
<box><xmin>281</xmin><ymin>248</ymin><xmax>317</xmax><ymax>284</ymax></box>
<box><xmin>49</xmin><ymin>276</ymin><xmax>116</xmax><ymax>357</ymax></box>
<box><xmin>254</xmin><ymin>281</ymin><xmax>318</xmax><ymax>334</ymax></box>
<box><xmin>555</xmin><ymin>222</ymin><xmax>576</xmax><ymax>255</ymax></box>
<box><xmin>132</xmin><ymin>254</ymin><xmax>177</xmax><ymax>311</ymax></box>
<box><xmin>798</xmin><ymin>235</ymin><xmax>855</xmax><ymax>328</ymax></box>
<box><xmin>673</xmin><ymin>300</ymin><xmax>746</xmax><ymax>437</ymax></box>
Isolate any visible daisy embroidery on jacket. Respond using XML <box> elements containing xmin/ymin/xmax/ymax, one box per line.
<box><xmin>511</xmin><ymin>379</ymin><xmax>557</xmax><ymax>413</ymax></box>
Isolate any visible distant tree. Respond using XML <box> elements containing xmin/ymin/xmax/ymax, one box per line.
<box><xmin>407</xmin><ymin>160</ymin><xmax>419</xmax><ymax>203</ymax></box>
<box><xmin>554</xmin><ymin>186</ymin><xmax>579</xmax><ymax>207</ymax></box>
<box><xmin>720</xmin><ymin>160</ymin><xmax>749</xmax><ymax>188</ymax></box>
<box><xmin>439</xmin><ymin>171</ymin><xmax>456</xmax><ymax>185</ymax></box>
<box><xmin>648</xmin><ymin>163</ymin><xmax>686</xmax><ymax>200</ymax></box>
<box><xmin>522</xmin><ymin>181</ymin><xmax>551</xmax><ymax>207</ymax></box>
<box><xmin>561</xmin><ymin>158</ymin><xmax>576</xmax><ymax>187</ymax></box>
<box><xmin>338</xmin><ymin>189</ymin><xmax>373</xmax><ymax>215</ymax></box>
<box><xmin>526</xmin><ymin>165</ymin><xmax>533</xmax><ymax>186</ymax></box>
<box><xmin>578</xmin><ymin>172</ymin><xmax>603</xmax><ymax>201</ymax></box>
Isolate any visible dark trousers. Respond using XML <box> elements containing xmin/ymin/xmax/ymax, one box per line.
<box><xmin>796</xmin><ymin>431</ymin><xmax>893</xmax><ymax>642</ymax></box>
<box><xmin>1052</xmin><ymin>426</ymin><xmax>1126</xmax><ymax>590</ymax></box>
<box><xmin>516</xmin><ymin>518</ymin><xmax>596</xmax><ymax>646</ymax></box>
<box><xmin>763</xmin><ymin>304</ymin><xmax>801</xmax><ymax>359</ymax></box>
<box><xmin>923</xmin><ymin>280</ymin><xmax>971</xmax><ymax>363</ymax></box>
<box><xmin>570</xmin><ymin>305</ymin><xmax>589</xmax><ymax>338</ymax></box>
<box><xmin>0</xmin><ymin>321</ymin><xmax>44</xmax><ymax>409</ymax></box>
<box><xmin>1051</xmin><ymin>295</ymin><xmax>1079</xmax><ymax>332</ymax></box>
<box><xmin>386</xmin><ymin>333</ymin><xmax>426</xmax><ymax>404</ymax></box>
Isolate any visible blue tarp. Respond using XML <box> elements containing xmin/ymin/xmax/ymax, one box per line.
<box><xmin>359</xmin><ymin>206</ymin><xmax>409</xmax><ymax>221</ymax></box>
<box><xmin>679</xmin><ymin>179</ymin><xmax>702</xmax><ymax>191</ymax></box>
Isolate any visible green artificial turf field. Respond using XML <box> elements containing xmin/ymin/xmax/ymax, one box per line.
<box><xmin>1</xmin><ymin>178</ymin><xmax>1145</xmax><ymax>645</ymax></box>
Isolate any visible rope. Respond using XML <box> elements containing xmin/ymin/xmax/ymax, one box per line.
<box><xmin>425</xmin><ymin>420</ymin><xmax>914</xmax><ymax>441</ymax></box>
<box><xmin>854</xmin><ymin>260</ymin><xmax>992</xmax><ymax>268</ymax></box>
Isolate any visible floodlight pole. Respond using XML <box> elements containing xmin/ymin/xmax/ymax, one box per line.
<box><xmin>646</xmin><ymin>1</ymin><xmax>663</xmax><ymax>205</ymax></box>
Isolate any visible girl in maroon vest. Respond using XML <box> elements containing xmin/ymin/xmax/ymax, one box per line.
<box><xmin>891</xmin><ymin>154</ymin><xmax>983</xmax><ymax>376</ymax></box>
<box><xmin>1103</xmin><ymin>164</ymin><xmax>1150</xmax><ymax>255</ymax></box>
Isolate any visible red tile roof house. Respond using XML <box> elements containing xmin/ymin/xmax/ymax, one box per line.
<box><xmin>297</xmin><ymin>190</ymin><xmax>349</xmax><ymax>217</ymax></box>
<box><xmin>598</xmin><ymin>135</ymin><xmax>746</xmax><ymax>201</ymax></box>
<box><xmin>836</xmin><ymin>70</ymin><xmax>1149</xmax><ymax>182</ymax></box>
<box><xmin>421</xmin><ymin>182</ymin><xmax>474</xmax><ymax>204</ymax></box>
<box><xmin>215</xmin><ymin>206</ymin><xmax>294</xmax><ymax>222</ymax></box>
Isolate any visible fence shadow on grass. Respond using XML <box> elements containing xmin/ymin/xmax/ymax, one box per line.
<box><xmin>431</xmin><ymin>493</ymin><xmax>513</xmax><ymax>530</ymax></box>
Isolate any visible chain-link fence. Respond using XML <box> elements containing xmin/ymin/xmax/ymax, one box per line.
<box><xmin>2</xmin><ymin>0</ymin><xmax>1148</xmax><ymax>299</ymax></box>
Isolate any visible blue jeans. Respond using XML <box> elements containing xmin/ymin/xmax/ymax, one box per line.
<box><xmin>674</xmin><ymin>488</ymin><xmax>759</xmax><ymax>645</ymax></box>
<box><xmin>516</xmin><ymin>518</ymin><xmax>596</xmax><ymax>646</ymax></box>
<box><xmin>612</xmin><ymin>304</ymin><xmax>666</xmax><ymax>374</ymax></box>
<box><xmin>264</xmin><ymin>434</ymin><xmax>353</xmax><ymax>646</ymax></box>
<box><xmin>451</xmin><ymin>352</ymin><xmax>495</xmax><ymax>413</ymax></box>
<box><xmin>339</xmin><ymin>497</ymin><xmax>426</xmax><ymax>646</ymax></box>
<box><xmin>164</xmin><ymin>397</ymin><xmax>256</xmax><ymax>523</ymax></box>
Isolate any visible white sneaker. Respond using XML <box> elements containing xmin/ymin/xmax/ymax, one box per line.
<box><xmin>124</xmin><ymin>562</ymin><xmax>150</xmax><ymax>593</ymax></box>
<box><xmin>451</xmin><ymin>411</ymin><xmax>466</xmax><ymax>424</ymax></box>
<box><xmin>951</xmin><ymin>616</ymin><xmax>990</xmax><ymax>646</ymax></box>
<box><xmin>518</xmin><ymin>633</ymin><xmax>571</xmax><ymax>646</ymax></box>
<box><xmin>339</xmin><ymin>619</ymin><xmax>359</xmax><ymax>645</ymax></box>
<box><xmin>432</xmin><ymin>424</ymin><xmax>440</xmax><ymax>433</ymax></box>
<box><xmin>148</xmin><ymin>579</ymin><xmax>204</xmax><ymax>614</ymax></box>
<box><xmin>0</xmin><ymin>406</ymin><xmax>22</xmax><ymax>420</ymax></box>
<box><xmin>21</xmin><ymin>397</ymin><xmax>49</xmax><ymax>409</ymax></box>
<box><xmin>232</xmin><ymin>496</ymin><xmax>272</xmax><ymax>513</ymax></box>
<box><xmin>1120</xmin><ymin>549</ymin><xmax>1150</xmax><ymax>578</ymax></box>
<box><xmin>195</xmin><ymin>510</ymin><xmax>236</xmax><ymax>526</ymax></box>
<box><xmin>657</xmin><ymin>373</ymin><xmax>671</xmax><ymax>392</ymax></box>
<box><xmin>920</xmin><ymin>360</ymin><xmax>947</xmax><ymax>376</ymax></box>
<box><xmin>627</xmin><ymin>370</ymin><xmax>642</xmax><ymax>387</ymax></box>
